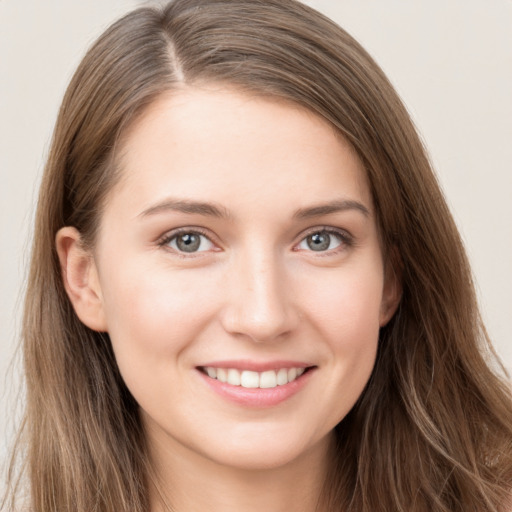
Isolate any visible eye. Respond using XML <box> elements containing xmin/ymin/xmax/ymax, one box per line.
<box><xmin>297</xmin><ymin>230</ymin><xmax>346</xmax><ymax>252</ymax></box>
<box><xmin>163</xmin><ymin>230</ymin><xmax>215</xmax><ymax>253</ymax></box>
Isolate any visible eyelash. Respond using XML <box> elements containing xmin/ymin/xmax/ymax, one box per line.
<box><xmin>157</xmin><ymin>227</ymin><xmax>215</xmax><ymax>258</ymax></box>
<box><xmin>296</xmin><ymin>227</ymin><xmax>354</xmax><ymax>255</ymax></box>
<box><xmin>157</xmin><ymin>226</ymin><xmax>354</xmax><ymax>256</ymax></box>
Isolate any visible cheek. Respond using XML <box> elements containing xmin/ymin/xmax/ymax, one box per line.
<box><xmin>298</xmin><ymin>260</ymin><xmax>383</xmax><ymax>399</ymax></box>
<box><xmin>302</xmin><ymin>260</ymin><xmax>385</xmax><ymax>341</ymax></box>
<box><xmin>99</xmin><ymin>258</ymin><xmax>219</xmax><ymax>375</ymax></box>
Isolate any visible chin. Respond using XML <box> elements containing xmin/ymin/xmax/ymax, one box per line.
<box><xmin>199</xmin><ymin>429</ymin><xmax>332</xmax><ymax>472</ymax></box>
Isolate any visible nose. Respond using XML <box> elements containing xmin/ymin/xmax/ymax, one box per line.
<box><xmin>220</xmin><ymin>249</ymin><xmax>299</xmax><ymax>343</ymax></box>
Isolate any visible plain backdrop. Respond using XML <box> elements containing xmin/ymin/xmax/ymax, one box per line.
<box><xmin>1</xmin><ymin>0</ymin><xmax>511</xmax><ymax>461</ymax></box>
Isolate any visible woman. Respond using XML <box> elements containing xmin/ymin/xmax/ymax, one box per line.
<box><xmin>4</xmin><ymin>0</ymin><xmax>512</xmax><ymax>511</ymax></box>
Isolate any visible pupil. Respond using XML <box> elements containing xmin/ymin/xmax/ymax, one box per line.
<box><xmin>307</xmin><ymin>232</ymin><xmax>330</xmax><ymax>251</ymax></box>
<box><xmin>177</xmin><ymin>233</ymin><xmax>200</xmax><ymax>252</ymax></box>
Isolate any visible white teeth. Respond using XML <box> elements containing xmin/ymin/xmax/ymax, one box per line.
<box><xmin>259</xmin><ymin>370</ymin><xmax>277</xmax><ymax>388</ymax></box>
<box><xmin>203</xmin><ymin>366</ymin><xmax>308</xmax><ymax>389</ymax></box>
<box><xmin>276</xmin><ymin>368</ymin><xmax>288</xmax><ymax>386</ymax></box>
<box><xmin>216</xmin><ymin>368</ymin><xmax>228</xmax><ymax>383</ymax></box>
<box><xmin>240</xmin><ymin>370</ymin><xmax>260</xmax><ymax>388</ymax></box>
<box><xmin>227</xmin><ymin>368</ymin><xmax>241</xmax><ymax>386</ymax></box>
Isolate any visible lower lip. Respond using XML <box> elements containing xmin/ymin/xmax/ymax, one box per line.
<box><xmin>197</xmin><ymin>368</ymin><xmax>314</xmax><ymax>408</ymax></box>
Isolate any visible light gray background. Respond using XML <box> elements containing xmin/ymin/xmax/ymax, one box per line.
<box><xmin>1</xmin><ymin>0</ymin><xmax>511</xmax><ymax>459</ymax></box>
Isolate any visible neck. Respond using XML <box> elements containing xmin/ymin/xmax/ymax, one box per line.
<box><xmin>147</xmin><ymin>427</ymin><xmax>334</xmax><ymax>512</ymax></box>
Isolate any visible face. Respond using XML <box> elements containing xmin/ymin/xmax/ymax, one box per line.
<box><xmin>62</xmin><ymin>86</ymin><xmax>399</xmax><ymax>472</ymax></box>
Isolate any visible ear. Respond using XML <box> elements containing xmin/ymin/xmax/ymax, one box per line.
<box><xmin>56</xmin><ymin>226</ymin><xmax>108</xmax><ymax>332</ymax></box>
<box><xmin>379</xmin><ymin>251</ymin><xmax>402</xmax><ymax>327</ymax></box>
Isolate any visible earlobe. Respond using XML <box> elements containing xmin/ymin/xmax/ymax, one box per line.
<box><xmin>55</xmin><ymin>226</ymin><xmax>108</xmax><ymax>332</ymax></box>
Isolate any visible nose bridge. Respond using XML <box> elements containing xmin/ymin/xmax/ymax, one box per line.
<box><xmin>222</xmin><ymin>244</ymin><xmax>296</xmax><ymax>342</ymax></box>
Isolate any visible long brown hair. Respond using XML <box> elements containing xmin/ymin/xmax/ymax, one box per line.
<box><xmin>4</xmin><ymin>0</ymin><xmax>512</xmax><ymax>510</ymax></box>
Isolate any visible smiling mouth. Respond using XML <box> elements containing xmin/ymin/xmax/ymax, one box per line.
<box><xmin>198</xmin><ymin>366</ymin><xmax>313</xmax><ymax>389</ymax></box>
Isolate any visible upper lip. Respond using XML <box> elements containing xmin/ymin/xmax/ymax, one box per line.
<box><xmin>196</xmin><ymin>360</ymin><xmax>314</xmax><ymax>372</ymax></box>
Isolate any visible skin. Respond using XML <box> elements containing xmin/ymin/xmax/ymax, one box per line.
<box><xmin>57</xmin><ymin>86</ymin><xmax>400</xmax><ymax>512</ymax></box>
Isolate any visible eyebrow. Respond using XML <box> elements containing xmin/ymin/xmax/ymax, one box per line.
<box><xmin>293</xmin><ymin>199</ymin><xmax>370</xmax><ymax>219</ymax></box>
<box><xmin>138</xmin><ymin>198</ymin><xmax>231</xmax><ymax>219</ymax></box>
<box><xmin>138</xmin><ymin>197</ymin><xmax>370</xmax><ymax>220</ymax></box>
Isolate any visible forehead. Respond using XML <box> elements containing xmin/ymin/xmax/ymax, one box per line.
<box><xmin>110</xmin><ymin>86</ymin><xmax>372</xmax><ymax>219</ymax></box>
